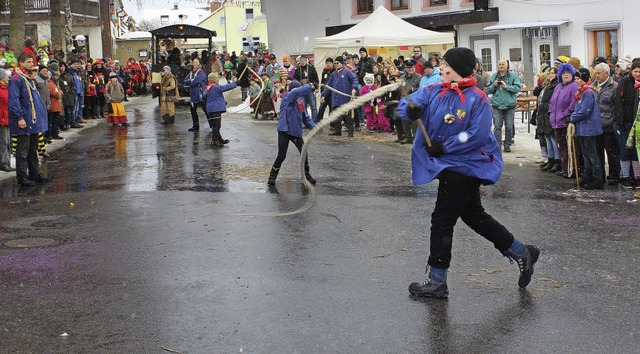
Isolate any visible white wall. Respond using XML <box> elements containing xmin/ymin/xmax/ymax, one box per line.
<box><xmin>263</xmin><ymin>0</ymin><xmax>341</xmax><ymax>59</ymax></box>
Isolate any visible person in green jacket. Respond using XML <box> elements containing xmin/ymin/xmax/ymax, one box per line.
<box><xmin>627</xmin><ymin>107</ymin><xmax>640</xmax><ymax>199</ymax></box>
<box><xmin>486</xmin><ymin>58</ymin><xmax>522</xmax><ymax>152</ymax></box>
<box><xmin>3</xmin><ymin>45</ymin><xmax>18</xmax><ymax>67</ymax></box>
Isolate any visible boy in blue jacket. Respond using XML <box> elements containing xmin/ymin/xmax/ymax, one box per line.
<box><xmin>398</xmin><ymin>47</ymin><xmax>539</xmax><ymax>299</ymax></box>
<box><xmin>268</xmin><ymin>80</ymin><xmax>317</xmax><ymax>185</ymax></box>
<box><xmin>570</xmin><ymin>68</ymin><xmax>604</xmax><ymax>189</ymax></box>
<box><xmin>203</xmin><ymin>72</ymin><xmax>237</xmax><ymax>148</ymax></box>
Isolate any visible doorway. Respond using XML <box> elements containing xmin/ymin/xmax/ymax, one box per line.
<box><xmin>474</xmin><ymin>39</ymin><xmax>497</xmax><ymax>77</ymax></box>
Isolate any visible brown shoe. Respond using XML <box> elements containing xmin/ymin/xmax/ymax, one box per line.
<box><xmin>400</xmin><ymin>138</ymin><xmax>409</xmax><ymax>144</ymax></box>
<box><xmin>79</xmin><ymin>119</ymin><xmax>88</xmax><ymax>123</ymax></box>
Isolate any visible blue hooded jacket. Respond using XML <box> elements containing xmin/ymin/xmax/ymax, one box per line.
<box><xmin>8</xmin><ymin>71</ymin><xmax>48</xmax><ymax>136</ymax></box>
<box><xmin>321</xmin><ymin>68</ymin><xmax>359</xmax><ymax>108</ymax></box>
<box><xmin>570</xmin><ymin>86</ymin><xmax>603</xmax><ymax>137</ymax></box>
<box><xmin>278</xmin><ymin>84</ymin><xmax>316</xmax><ymax>137</ymax></box>
<box><xmin>184</xmin><ymin>68</ymin><xmax>207</xmax><ymax>104</ymax></box>
<box><xmin>398</xmin><ymin>83</ymin><xmax>503</xmax><ymax>185</ymax></box>
<box><xmin>204</xmin><ymin>82</ymin><xmax>237</xmax><ymax>113</ymax></box>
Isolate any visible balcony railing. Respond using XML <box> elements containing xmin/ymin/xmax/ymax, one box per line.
<box><xmin>1</xmin><ymin>0</ymin><xmax>99</xmax><ymax>17</ymax></box>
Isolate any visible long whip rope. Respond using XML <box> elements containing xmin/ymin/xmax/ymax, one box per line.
<box><xmin>234</xmin><ymin>81</ymin><xmax>402</xmax><ymax>217</ymax></box>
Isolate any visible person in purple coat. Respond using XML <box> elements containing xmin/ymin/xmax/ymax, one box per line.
<box><xmin>549</xmin><ymin>63</ymin><xmax>578</xmax><ymax>177</ymax></box>
<box><xmin>268</xmin><ymin>80</ymin><xmax>317</xmax><ymax>186</ymax></box>
<box><xmin>399</xmin><ymin>47</ymin><xmax>539</xmax><ymax>299</ymax></box>
<box><xmin>184</xmin><ymin>58</ymin><xmax>207</xmax><ymax>131</ymax></box>
<box><xmin>570</xmin><ymin>68</ymin><xmax>604</xmax><ymax>189</ymax></box>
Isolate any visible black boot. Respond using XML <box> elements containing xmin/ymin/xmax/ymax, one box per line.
<box><xmin>211</xmin><ymin>134</ymin><xmax>223</xmax><ymax>148</ymax></box>
<box><xmin>548</xmin><ymin>159</ymin><xmax>561</xmax><ymax>173</ymax></box>
<box><xmin>542</xmin><ymin>158</ymin><xmax>555</xmax><ymax>171</ymax></box>
<box><xmin>304</xmin><ymin>164</ymin><xmax>316</xmax><ymax>185</ymax></box>
<box><xmin>504</xmin><ymin>244</ymin><xmax>540</xmax><ymax>288</ymax></box>
<box><xmin>218</xmin><ymin>135</ymin><xmax>230</xmax><ymax>144</ymax></box>
<box><xmin>188</xmin><ymin>125</ymin><xmax>199</xmax><ymax>132</ymax></box>
<box><xmin>168</xmin><ymin>116</ymin><xmax>175</xmax><ymax>124</ymax></box>
<box><xmin>408</xmin><ymin>266</ymin><xmax>448</xmax><ymax>299</ymax></box>
<box><xmin>268</xmin><ymin>167</ymin><xmax>279</xmax><ymax>185</ymax></box>
<box><xmin>161</xmin><ymin>114</ymin><xmax>170</xmax><ymax>125</ymax></box>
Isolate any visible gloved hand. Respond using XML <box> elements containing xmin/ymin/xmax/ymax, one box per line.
<box><xmin>425</xmin><ymin>142</ymin><xmax>445</xmax><ymax>157</ymax></box>
<box><xmin>406</xmin><ymin>103</ymin><xmax>423</xmax><ymax>121</ymax></box>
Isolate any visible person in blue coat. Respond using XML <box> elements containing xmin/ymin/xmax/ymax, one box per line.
<box><xmin>203</xmin><ymin>72</ymin><xmax>237</xmax><ymax>148</ymax></box>
<box><xmin>320</xmin><ymin>56</ymin><xmax>358</xmax><ymax>137</ymax></box>
<box><xmin>418</xmin><ymin>61</ymin><xmax>442</xmax><ymax>89</ymax></box>
<box><xmin>184</xmin><ymin>58</ymin><xmax>207</xmax><ymax>131</ymax></box>
<box><xmin>268</xmin><ymin>80</ymin><xmax>317</xmax><ymax>185</ymax></box>
<box><xmin>8</xmin><ymin>53</ymin><xmax>49</xmax><ymax>186</ymax></box>
<box><xmin>398</xmin><ymin>47</ymin><xmax>539</xmax><ymax>299</ymax></box>
<box><xmin>570</xmin><ymin>68</ymin><xmax>604</xmax><ymax>189</ymax></box>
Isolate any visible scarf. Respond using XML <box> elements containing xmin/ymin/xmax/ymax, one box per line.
<box><xmin>15</xmin><ymin>66</ymin><xmax>37</xmax><ymax>124</ymax></box>
<box><xmin>575</xmin><ymin>83</ymin><xmax>592</xmax><ymax>100</ymax></box>
<box><xmin>634</xmin><ymin>79</ymin><xmax>640</xmax><ymax>90</ymax></box>
<box><xmin>439</xmin><ymin>75</ymin><xmax>478</xmax><ymax>103</ymax></box>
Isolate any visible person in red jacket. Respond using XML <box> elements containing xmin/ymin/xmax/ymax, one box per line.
<box><xmin>21</xmin><ymin>39</ymin><xmax>37</xmax><ymax>63</ymax></box>
<box><xmin>0</xmin><ymin>68</ymin><xmax>14</xmax><ymax>171</ymax></box>
<box><xmin>47</xmin><ymin>67</ymin><xmax>64</xmax><ymax>141</ymax></box>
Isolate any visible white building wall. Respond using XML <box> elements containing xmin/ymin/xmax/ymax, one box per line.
<box><xmin>263</xmin><ymin>0</ymin><xmax>341</xmax><ymax>60</ymax></box>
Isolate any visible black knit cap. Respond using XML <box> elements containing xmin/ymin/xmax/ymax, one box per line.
<box><xmin>334</xmin><ymin>56</ymin><xmax>344</xmax><ymax>64</ymax></box>
<box><xmin>577</xmin><ymin>68</ymin><xmax>591</xmax><ymax>82</ymax></box>
<box><xmin>359</xmin><ymin>47</ymin><xmax>367</xmax><ymax>54</ymax></box>
<box><xmin>442</xmin><ymin>47</ymin><xmax>476</xmax><ymax>78</ymax></box>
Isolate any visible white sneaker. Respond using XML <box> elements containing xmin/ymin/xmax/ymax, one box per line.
<box><xmin>535</xmin><ymin>157</ymin><xmax>548</xmax><ymax>164</ymax></box>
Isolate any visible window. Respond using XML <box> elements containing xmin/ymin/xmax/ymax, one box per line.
<box><xmin>592</xmin><ymin>30</ymin><xmax>618</xmax><ymax>59</ymax></box>
<box><xmin>160</xmin><ymin>15</ymin><xmax>169</xmax><ymax>24</ymax></box>
<box><xmin>242</xmin><ymin>36</ymin><xmax>260</xmax><ymax>52</ymax></box>
<box><xmin>390</xmin><ymin>0</ymin><xmax>409</xmax><ymax>10</ymax></box>
<box><xmin>427</xmin><ymin>0</ymin><xmax>448</xmax><ymax>6</ymax></box>
<box><xmin>245</xmin><ymin>8</ymin><xmax>254</xmax><ymax>20</ymax></box>
<box><xmin>356</xmin><ymin>0</ymin><xmax>374</xmax><ymax>15</ymax></box>
<box><xmin>220</xmin><ymin>16</ymin><xmax>225</xmax><ymax>26</ymax></box>
<box><xmin>480</xmin><ymin>47</ymin><xmax>493</xmax><ymax>72</ymax></box>
<box><xmin>539</xmin><ymin>44</ymin><xmax>551</xmax><ymax>68</ymax></box>
<box><xmin>0</xmin><ymin>25</ymin><xmax>37</xmax><ymax>47</ymax></box>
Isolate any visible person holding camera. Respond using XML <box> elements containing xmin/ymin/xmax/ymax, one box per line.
<box><xmin>486</xmin><ymin>59</ymin><xmax>521</xmax><ymax>152</ymax></box>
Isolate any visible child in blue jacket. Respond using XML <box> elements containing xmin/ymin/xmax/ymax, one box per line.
<box><xmin>203</xmin><ymin>72</ymin><xmax>236</xmax><ymax>148</ymax></box>
<box><xmin>268</xmin><ymin>80</ymin><xmax>317</xmax><ymax>185</ymax></box>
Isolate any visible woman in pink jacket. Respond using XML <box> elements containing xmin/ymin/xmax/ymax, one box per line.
<box><xmin>0</xmin><ymin>68</ymin><xmax>14</xmax><ymax>171</ymax></box>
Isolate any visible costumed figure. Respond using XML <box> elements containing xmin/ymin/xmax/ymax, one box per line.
<box><xmin>160</xmin><ymin>66</ymin><xmax>179</xmax><ymax>125</ymax></box>
<box><xmin>267</xmin><ymin>80</ymin><xmax>317</xmax><ymax>186</ymax></box>
<box><xmin>105</xmin><ymin>72</ymin><xmax>129</xmax><ymax>127</ymax></box>
<box><xmin>398</xmin><ymin>47</ymin><xmax>540</xmax><ymax>299</ymax></box>
<box><xmin>203</xmin><ymin>72</ymin><xmax>237</xmax><ymax>148</ymax></box>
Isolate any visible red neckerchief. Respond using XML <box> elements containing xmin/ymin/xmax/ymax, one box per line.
<box><xmin>575</xmin><ymin>83</ymin><xmax>592</xmax><ymax>100</ymax></box>
<box><xmin>634</xmin><ymin>79</ymin><xmax>640</xmax><ymax>89</ymax></box>
<box><xmin>206</xmin><ymin>83</ymin><xmax>216</xmax><ymax>93</ymax></box>
<box><xmin>439</xmin><ymin>75</ymin><xmax>477</xmax><ymax>103</ymax></box>
<box><xmin>16</xmin><ymin>66</ymin><xmax>35</xmax><ymax>80</ymax></box>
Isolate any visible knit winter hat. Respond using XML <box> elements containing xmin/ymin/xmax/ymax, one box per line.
<box><xmin>576</xmin><ymin>68</ymin><xmax>590</xmax><ymax>82</ymax></box>
<box><xmin>554</xmin><ymin>56</ymin><xmax>569</xmax><ymax>65</ymax></box>
<box><xmin>364</xmin><ymin>73</ymin><xmax>374</xmax><ymax>84</ymax></box>
<box><xmin>568</xmin><ymin>57</ymin><xmax>581</xmax><ymax>71</ymax></box>
<box><xmin>0</xmin><ymin>69</ymin><xmax>10</xmax><ymax>80</ymax></box>
<box><xmin>359</xmin><ymin>47</ymin><xmax>367</xmax><ymax>54</ymax></box>
<box><xmin>334</xmin><ymin>56</ymin><xmax>344</xmax><ymax>65</ymax></box>
<box><xmin>593</xmin><ymin>56</ymin><xmax>607</xmax><ymax>66</ymax></box>
<box><xmin>48</xmin><ymin>61</ymin><xmax>59</xmax><ymax>72</ymax></box>
<box><xmin>163</xmin><ymin>65</ymin><xmax>171</xmax><ymax>73</ymax></box>
<box><xmin>616</xmin><ymin>56</ymin><xmax>632</xmax><ymax>70</ymax></box>
<box><xmin>442</xmin><ymin>47</ymin><xmax>476</xmax><ymax>78</ymax></box>
<box><xmin>539</xmin><ymin>63</ymin><xmax>550</xmax><ymax>72</ymax></box>
<box><xmin>208</xmin><ymin>72</ymin><xmax>219</xmax><ymax>83</ymax></box>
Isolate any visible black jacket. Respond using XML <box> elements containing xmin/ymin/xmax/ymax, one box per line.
<box><xmin>293</xmin><ymin>64</ymin><xmax>319</xmax><ymax>85</ymax></box>
<box><xmin>614</xmin><ymin>74</ymin><xmax>638</xmax><ymax>126</ymax></box>
<box><xmin>533</xmin><ymin>78</ymin><xmax>558</xmax><ymax>135</ymax></box>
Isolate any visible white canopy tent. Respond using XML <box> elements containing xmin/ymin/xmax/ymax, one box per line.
<box><xmin>313</xmin><ymin>6</ymin><xmax>455</xmax><ymax>70</ymax></box>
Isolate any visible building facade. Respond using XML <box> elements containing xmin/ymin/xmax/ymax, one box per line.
<box><xmin>0</xmin><ymin>0</ymin><xmax>107</xmax><ymax>59</ymax></box>
<box><xmin>264</xmin><ymin>0</ymin><xmax>639</xmax><ymax>86</ymax></box>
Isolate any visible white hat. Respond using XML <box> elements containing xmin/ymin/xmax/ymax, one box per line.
<box><xmin>364</xmin><ymin>73</ymin><xmax>375</xmax><ymax>84</ymax></box>
<box><xmin>617</xmin><ymin>56</ymin><xmax>632</xmax><ymax>70</ymax></box>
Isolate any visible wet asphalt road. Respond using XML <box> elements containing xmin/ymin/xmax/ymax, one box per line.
<box><xmin>1</xmin><ymin>94</ymin><xmax>639</xmax><ymax>353</ymax></box>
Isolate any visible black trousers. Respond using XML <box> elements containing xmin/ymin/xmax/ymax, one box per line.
<box><xmin>596</xmin><ymin>131</ymin><xmax>620</xmax><ymax>179</ymax></box>
<box><xmin>428</xmin><ymin>169</ymin><xmax>514</xmax><ymax>269</ymax></box>
<box><xmin>47</xmin><ymin>112</ymin><xmax>60</xmax><ymax>138</ymax></box>
<box><xmin>14</xmin><ymin>134</ymin><xmax>40</xmax><ymax>181</ymax></box>
<box><xmin>190</xmin><ymin>101</ymin><xmax>207</xmax><ymax>128</ymax></box>
<box><xmin>329</xmin><ymin>112</ymin><xmax>354</xmax><ymax>134</ymax></box>
<box><xmin>206</xmin><ymin>112</ymin><xmax>222</xmax><ymax>135</ymax></box>
<box><xmin>316</xmin><ymin>97</ymin><xmax>331</xmax><ymax>122</ymax></box>
<box><xmin>273</xmin><ymin>131</ymin><xmax>308</xmax><ymax>170</ymax></box>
